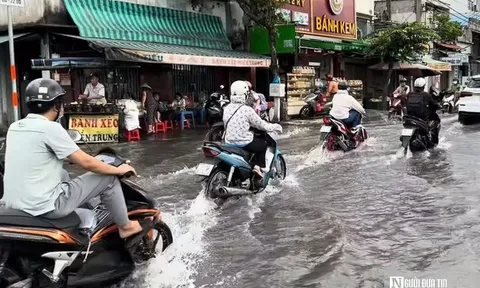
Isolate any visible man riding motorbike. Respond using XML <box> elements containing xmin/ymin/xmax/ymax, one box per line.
<box><xmin>329</xmin><ymin>81</ymin><xmax>366</xmax><ymax>128</ymax></box>
<box><xmin>404</xmin><ymin>78</ymin><xmax>441</xmax><ymax>144</ymax></box>
<box><xmin>449</xmin><ymin>78</ymin><xmax>461</xmax><ymax>103</ymax></box>
<box><xmin>3</xmin><ymin>78</ymin><xmax>153</xmax><ymax>248</ymax></box>
<box><xmin>393</xmin><ymin>78</ymin><xmax>410</xmax><ymax>98</ymax></box>
<box><xmin>325</xmin><ymin>73</ymin><xmax>338</xmax><ymax>99</ymax></box>
<box><xmin>223</xmin><ymin>80</ymin><xmax>282</xmax><ymax>178</ymax></box>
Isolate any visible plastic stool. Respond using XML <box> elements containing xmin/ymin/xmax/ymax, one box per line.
<box><xmin>125</xmin><ymin>129</ymin><xmax>140</xmax><ymax>141</ymax></box>
<box><xmin>164</xmin><ymin>120</ymin><xmax>174</xmax><ymax>130</ymax></box>
<box><xmin>155</xmin><ymin>122</ymin><xmax>166</xmax><ymax>133</ymax></box>
<box><xmin>184</xmin><ymin>119</ymin><xmax>191</xmax><ymax>128</ymax></box>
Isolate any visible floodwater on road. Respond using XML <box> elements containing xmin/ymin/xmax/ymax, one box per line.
<box><xmin>107</xmin><ymin>111</ymin><xmax>480</xmax><ymax>288</ymax></box>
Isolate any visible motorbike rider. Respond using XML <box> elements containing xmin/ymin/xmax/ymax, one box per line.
<box><xmin>223</xmin><ymin>80</ymin><xmax>282</xmax><ymax>178</ymax></box>
<box><xmin>325</xmin><ymin>73</ymin><xmax>338</xmax><ymax>98</ymax></box>
<box><xmin>448</xmin><ymin>78</ymin><xmax>461</xmax><ymax>103</ymax></box>
<box><xmin>245</xmin><ymin>81</ymin><xmax>261</xmax><ymax>114</ymax></box>
<box><xmin>393</xmin><ymin>78</ymin><xmax>410</xmax><ymax>98</ymax></box>
<box><xmin>3</xmin><ymin>78</ymin><xmax>153</xmax><ymax>247</ymax></box>
<box><xmin>404</xmin><ymin>78</ymin><xmax>441</xmax><ymax>144</ymax></box>
<box><xmin>329</xmin><ymin>81</ymin><xmax>366</xmax><ymax>128</ymax></box>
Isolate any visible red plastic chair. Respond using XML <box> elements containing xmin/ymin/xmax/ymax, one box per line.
<box><xmin>155</xmin><ymin>122</ymin><xmax>166</xmax><ymax>133</ymax></box>
<box><xmin>125</xmin><ymin>129</ymin><xmax>140</xmax><ymax>141</ymax></box>
<box><xmin>164</xmin><ymin>120</ymin><xmax>174</xmax><ymax>130</ymax></box>
<box><xmin>184</xmin><ymin>119</ymin><xmax>191</xmax><ymax>128</ymax></box>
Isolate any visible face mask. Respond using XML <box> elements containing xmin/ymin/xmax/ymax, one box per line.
<box><xmin>401</xmin><ymin>83</ymin><xmax>405</xmax><ymax>86</ymax></box>
<box><xmin>453</xmin><ymin>81</ymin><xmax>458</xmax><ymax>85</ymax></box>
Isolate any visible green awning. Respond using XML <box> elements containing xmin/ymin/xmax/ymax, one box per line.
<box><xmin>63</xmin><ymin>0</ymin><xmax>231</xmax><ymax>50</ymax></box>
<box><xmin>298</xmin><ymin>39</ymin><xmax>370</xmax><ymax>52</ymax></box>
<box><xmin>63</xmin><ymin>0</ymin><xmax>270</xmax><ymax>67</ymax></box>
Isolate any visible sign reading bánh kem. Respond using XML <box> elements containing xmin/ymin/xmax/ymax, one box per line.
<box><xmin>68</xmin><ymin>115</ymin><xmax>119</xmax><ymax>143</ymax></box>
<box><xmin>279</xmin><ymin>0</ymin><xmax>357</xmax><ymax>39</ymax></box>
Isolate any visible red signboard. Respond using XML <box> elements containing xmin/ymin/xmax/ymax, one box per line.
<box><xmin>279</xmin><ymin>0</ymin><xmax>357</xmax><ymax>40</ymax></box>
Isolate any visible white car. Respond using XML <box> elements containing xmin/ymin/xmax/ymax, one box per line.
<box><xmin>458</xmin><ymin>75</ymin><xmax>480</xmax><ymax>124</ymax></box>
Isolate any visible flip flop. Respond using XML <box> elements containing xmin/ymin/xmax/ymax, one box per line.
<box><xmin>124</xmin><ymin>219</ymin><xmax>155</xmax><ymax>249</ymax></box>
<box><xmin>253</xmin><ymin>167</ymin><xmax>264</xmax><ymax>178</ymax></box>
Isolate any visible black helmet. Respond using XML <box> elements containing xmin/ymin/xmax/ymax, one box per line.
<box><xmin>338</xmin><ymin>81</ymin><xmax>349</xmax><ymax>90</ymax></box>
<box><xmin>25</xmin><ymin>78</ymin><xmax>65</xmax><ymax>103</ymax></box>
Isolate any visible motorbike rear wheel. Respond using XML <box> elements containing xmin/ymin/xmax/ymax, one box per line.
<box><xmin>322</xmin><ymin>133</ymin><xmax>337</xmax><ymax>151</ymax></box>
<box><xmin>131</xmin><ymin>221</ymin><xmax>174</xmax><ymax>264</ymax></box>
<box><xmin>299</xmin><ymin>106</ymin><xmax>312</xmax><ymax>119</ymax></box>
<box><xmin>206</xmin><ymin>168</ymin><xmax>229</xmax><ymax>198</ymax></box>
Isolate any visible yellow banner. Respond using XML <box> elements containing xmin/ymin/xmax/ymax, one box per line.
<box><xmin>427</xmin><ymin>63</ymin><xmax>451</xmax><ymax>72</ymax></box>
<box><xmin>68</xmin><ymin>114</ymin><xmax>119</xmax><ymax>143</ymax></box>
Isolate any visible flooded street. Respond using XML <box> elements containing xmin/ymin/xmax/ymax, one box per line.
<box><xmin>104</xmin><ymin>112</ymin><xmax>479</xmax><ymax>288</ymax></box>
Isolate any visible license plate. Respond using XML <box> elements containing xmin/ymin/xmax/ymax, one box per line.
<box><xmin>402</xmin><ymin>128</ymin><xmax>413</xmax><ymax>136</ymax></box>
<box><xmin>195</xmin><ymin>163</ymin><xmax>214</xmax><ymax>176</ymax></box>
<box><xmin>320</xmin><ymin>125</ymin><xmax>332</xmax><ymax>133</ymax></box>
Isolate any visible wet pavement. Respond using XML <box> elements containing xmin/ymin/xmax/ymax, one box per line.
<box><xmin>82</xmin><ymin>111</ymin><xmax>479</xmax><ymax>288</ymax></box>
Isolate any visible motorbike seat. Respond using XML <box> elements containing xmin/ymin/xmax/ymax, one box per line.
<box><xmin>204</xmin><ymin>141</ymin><xmax>251</xmax><ymax>159</ymax></box>
<box><xmin>0</xmin><ymin>207</ymin><xmax>80</xmax><ymax>229</ymax></box>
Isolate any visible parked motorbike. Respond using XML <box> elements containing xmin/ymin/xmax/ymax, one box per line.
<box><xmin>319</xmin><ymin>115</ymin><xmax>368</xmax><ymax>152</ymax></box>
<box><xmin>196</xmin><ymin>130</ymin><xmax>286</xmax><ymax>200</ymax></box>
<box><xmin>0</xmin><ymin>130</ymin><xmax>173</xmax><ymax>288</ymax></box>
<box><xmin>204</xmin><ymin>88</ymin><xmax>229</xmax><ymax>142</ymax></box>
<box><xmin>400</xmin><ymin>115</ymin><xmax>440</xmax><ymax>153</ymax></box>
<box><xmin>299</xmin><ymin>89</ymin><xmax>328</xmax><ymax>119</ymax></box>
<box><xmin>387</xmin><ymin>93</ymin><xmax>404</xmax><ymax>119</ymax></box>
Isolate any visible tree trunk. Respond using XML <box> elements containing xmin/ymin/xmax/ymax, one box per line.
<box><xmin>267</xmin><ymin>26</ymin><xmax>279</xmax><ymax>78</ymax></box>
<box><xmin>383</xmin><ymin>61</ymin><xmax>394</xmax><ymax>110</ymax></box>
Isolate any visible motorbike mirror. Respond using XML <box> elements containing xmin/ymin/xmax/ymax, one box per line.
<box><xmin>67</xmin><ymin>129</ymin><xmax>82</xmax><ymax>142</ymax></box>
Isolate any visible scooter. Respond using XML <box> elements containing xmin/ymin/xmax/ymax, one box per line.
<box><xmin>400</xmin><ymin>115</ymin><xmax>440</xmax><ymax>153</ymax></box>
<box><xmin>387</xmin><ymin>93</ymin><xmax>404</xmax><ymax>119</ymax></box>
<box><xmin>299</xmin><ymin>89</ymin><xmax>328</xmax><ymax>119</ymax></box>
<box><xmin>441</xmin><ymin>91</ymin><xmax>457</xmax><ymax>114</ymax></box>
<box><xmin>319</xmin><ymin>115</ymin><xmax>368</xmax><ymax>152</ymax></box>
<box><xmin>0</xmin><ymin>130</ymin><xmax>173</xmax><ymax>288</ymax></box>
<box><xmin>196</xmin><ymin>130</ymin><xmax>286</xmax><ymax>199</ymax></box>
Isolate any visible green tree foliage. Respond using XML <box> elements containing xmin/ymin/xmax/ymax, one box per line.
<box><xmin>368</xmin><ymin>22</ymin><xmax>439</xmax><ymax>108</ymax></box>
<box><xmin>192</xmin><ymin>0</ymin><xmax>284</xmax><ymax>76</ymax></box>
<box><xmin>432</xmin><ymin>12</ymin><xmax>464</xmax><ymax>43</ymax></box>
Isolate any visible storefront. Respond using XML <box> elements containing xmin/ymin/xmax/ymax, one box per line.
<box><xmin>250</xmin><ymin>0</ymin><xmax>366</xmax><ymax>117</ymax></box>
<box><xmin>30</xmin><ymin>57</ymin><xmax>139</xmax><ymax>143</ymax></box>
<box><xmin>30</xmin><ymin>0</ymin><xmax>270</xmax><ymax>142</ymax></box>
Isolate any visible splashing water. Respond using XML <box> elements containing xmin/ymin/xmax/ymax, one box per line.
<box><xmin>134</xmin><ymin>192</ymin><xmax>218</xmax><ymax>288</ymax></box>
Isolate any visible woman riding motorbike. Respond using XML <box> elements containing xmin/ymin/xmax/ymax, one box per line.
<box><xmin>223</xmin><ymin>81</ymin><xmax>282</xmax><ymax>177</ymax></box>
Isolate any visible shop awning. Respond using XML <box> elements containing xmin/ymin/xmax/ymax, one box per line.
<box><xmin>298</xmin><ymin>38</ymin><xmax>369</xmax><ymax>52</ymax></box>
<box><xmin>435</xmin><ymin>42</ymin><xmax>463</xmax><ymax>51</ymax></box>
<box><xmin>422</xmin><ymin>56</ymin><xmax>452</xmax><ymax>72</ymax></box>
<box><xmin>0</xmin><ymin>33</ymin><xmax>32</xmax><ymax>44</ymax></box>
<box><xmin>63</xmin><ymin>0</ymin><xmax>270</xmax><ymax>67</ymax></box>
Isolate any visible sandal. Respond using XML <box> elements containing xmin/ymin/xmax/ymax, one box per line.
<box><xmin>124</xmin><ymin>219</ymin><xmax>156</xmax><ymax>249</ymax></box>
<box><xmin>253</xmin><ymin>166</ymin><xmax>264</xmax><ymax>178</ymax></box>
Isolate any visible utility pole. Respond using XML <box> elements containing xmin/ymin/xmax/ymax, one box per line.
<box><xmin>415</xmin><ymin>0</ymin><xmax>423</xmax><ymax>23</ymax></box>
<box><xmin>386</xmin><ymin>0</ymin><xmax>392</xmax><ymax>21</ymax></box>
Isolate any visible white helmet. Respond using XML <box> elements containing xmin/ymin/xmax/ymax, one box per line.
<box><xmin>230</xmin><ymin>80</ymin><xmax>250</xmax><ymax>104</ymax></box>
<box><xmin>414</xmin><ymin>78</ymin><xmax>426</xmax><ymax>88</ymax></box>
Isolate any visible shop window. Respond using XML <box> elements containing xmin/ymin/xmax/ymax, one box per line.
<box><xmin>172</xmin><ymin>65</ymin><xmax>216</xmax><ymax>103</ymax></box>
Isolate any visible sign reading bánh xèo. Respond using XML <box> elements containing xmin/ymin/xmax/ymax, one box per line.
<box><xmin>68</xmin><ymin>114</ymin><xmax>119</xmax><ymax>143</ymax></box>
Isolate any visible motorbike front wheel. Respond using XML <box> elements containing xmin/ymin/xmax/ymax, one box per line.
<box><xmin>299</xmin><ymin>106</ymin><xmax>312</xmax><ymax>119</ymax></box>
<box><xmin>131</xmin><ymin>221</ymin><xmax>174</xmax><ymax>264</ymax></box>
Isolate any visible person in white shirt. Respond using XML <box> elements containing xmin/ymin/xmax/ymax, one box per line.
<box><xmin>392</xmin><ymin>78</ymin><xmax>410</xmax><ymax>97</ymax></box>
<box><xmin>329</xmin><ymin>82</ymin><xmax>366</xmax><ymax>127</ymax></box>
<box><xmin>79</xmin><ymin>72</ymin><xmax>106</xmax><ymax>104</ymax></box>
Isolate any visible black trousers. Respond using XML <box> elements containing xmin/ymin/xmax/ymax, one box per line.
<box><xmin>244</xmin><ymin>137</ymin><xmax>268</xmax><ymax>168</ymax></box>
